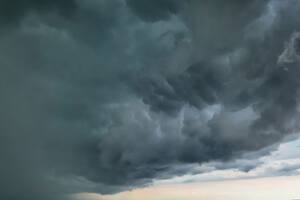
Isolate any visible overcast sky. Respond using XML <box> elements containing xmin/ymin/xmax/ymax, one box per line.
<box><xmin>1</xmin><ymin>0</ymin><xmax>300</xmax><ymax>199</ymax></box>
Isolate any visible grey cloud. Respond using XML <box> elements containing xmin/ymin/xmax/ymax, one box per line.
<box><xmin>126</xmin><ymin>0</ymin><xmax>184</xmax><ymax>22</ymax></box>
<box><xmin>278</xmin><ymin>32</ymin><xmax>300</xmax><ymax>64</ymax></box>
<box><xmin>0</xmin><ymin>0</ymin><xmax>76</xmax><ymax>26</ymax></box>
<box><xmin>184</xmin><ymin>0</ymin><xmax>269</xmax><ymax>57</ymax></box>
<box><xmin>1</xmin><ymin>0</ymin><xmax>300</xmax><ymax>198</ymax></box>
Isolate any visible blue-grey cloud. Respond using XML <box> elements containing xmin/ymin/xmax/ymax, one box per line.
<box><xmin>1</xmin><ymin>0</ymin><xmax>300</xmax><ymax>199</ymax></box>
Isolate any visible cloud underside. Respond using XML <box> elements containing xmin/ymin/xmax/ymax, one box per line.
<box><xmin>1</xmin><ymin>0</ymin><xmax>300</xmax><ymax>199</ymax></box>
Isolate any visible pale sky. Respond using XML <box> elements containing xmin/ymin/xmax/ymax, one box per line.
<box><xmin>75</xmin><ymin>175</ymin><xmax>300</xmax><ymax>200</ymax></box>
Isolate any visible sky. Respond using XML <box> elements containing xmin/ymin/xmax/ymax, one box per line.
<box><xmin>75</xmin><ymin>175</ymin><xmax>300</xmax><ymax>200</ymax></box>
<box><xmin>1</xmin><ymin>0</ymin><xmax>300</xmax><ymax>200</ymax></box>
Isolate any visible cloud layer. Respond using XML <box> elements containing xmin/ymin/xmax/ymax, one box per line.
<box><xmin>1</xmin><ymin>0</ymin><xmax>300</xmax><ymax>199</ymax></box>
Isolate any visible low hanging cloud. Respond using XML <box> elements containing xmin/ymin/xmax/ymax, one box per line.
<box><xmin>0</xmin><ymin>0</ymin><xmax>76</xmax><ymax>26</ymax></box>
<box><xmin>126</xmin><ymin>0</ymin><xmax>184</xmax><ymax>22</ymax></box>
<box><xmin>1</xmin><ymin>0</ymin><xmax>300</xmax><ymax>199</ymax></box>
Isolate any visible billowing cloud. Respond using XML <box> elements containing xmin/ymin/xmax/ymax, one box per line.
<box><xmin>0</xmin><ymin>0</ymin><xmax>76</xmax><ymax>26</ymax></box>
<box><xmin>153</xmin><ymin>136</ymin><xmax>300</xmax><ymax>185</ymax></box>
<box><xmin>1</xmin><ymin>0</ymin><xmax>300</xmax><ymax>199</ymax></box>
<box><xmin>126</xmin><ymin>0</ymin><xmax>184</xmax><ymax>22</ymax></box>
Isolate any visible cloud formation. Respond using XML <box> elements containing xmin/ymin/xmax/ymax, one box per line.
<box><xmin>1</xmin><ymin>0</ymin><xmax>300</xmax><ymax>198</ymax></box>
<box><xmin>0</xmin><ymin>0</ymin><xmax>75</xmax><ymax>26</ymax></box>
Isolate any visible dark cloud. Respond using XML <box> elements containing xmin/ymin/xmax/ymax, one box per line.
<box><xmin>126</xmin><ymin>0</ymin><xmax>184</xmax><ymax>22</ymax></box>
<box><xmin>1</xmin><ymin>0</ymin><xmax>300</xmax><ymax>198</ymax></box>
<box><xmin>0</xmin><ymin>0</ymin><xmax>76</xmax><ymax>25</ymax></box>
<box><xmin>132</xmin><ymin>61</ymin><xmax>226</xmax><ymax>114</ymax></box>
<box><xmin>183</xmin><ymin>0</ymin><xmax>269</xmax><ymax>57</ymax></box>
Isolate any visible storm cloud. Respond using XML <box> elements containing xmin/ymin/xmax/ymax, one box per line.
<box><xmin>1</xmin><ymin>0</ymin><xmax>300</xmax><ymax>199</ymax></box>
<box><xmin>0</xmin><ymin>0</ymin><xmax>76</xmax><ymax>25</ymax></box>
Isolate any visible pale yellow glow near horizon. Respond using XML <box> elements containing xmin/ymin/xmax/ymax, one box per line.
<box><xmin>75</xmin><ymin>175</ymin><xmax>300</xmax><ymax>200</ymax></box>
